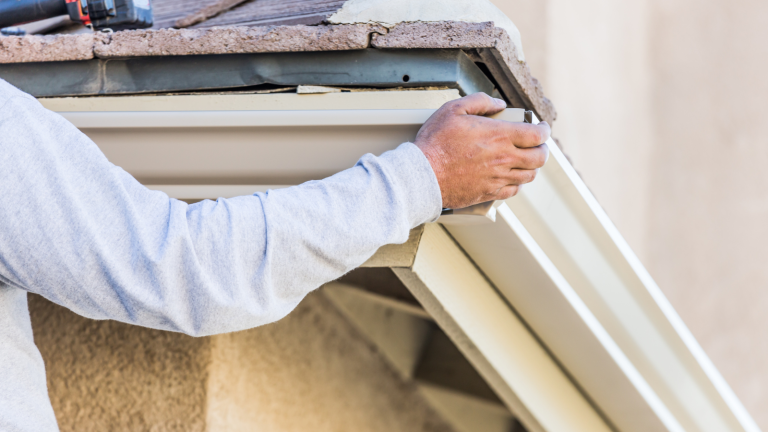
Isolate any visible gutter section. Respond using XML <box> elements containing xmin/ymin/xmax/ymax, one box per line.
<box><xmin>47</xmin><ymin>96</ymin><xmax>758</xmax><ymax>431</ymax></box>
<box><xmin>446</xmin><ymin>113</ymin><xmax>759</xmax><ymax>432</ymax></box>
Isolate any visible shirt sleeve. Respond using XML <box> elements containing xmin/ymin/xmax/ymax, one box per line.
<box><xmin>0</xmin><ymin>82</ymin><xmax>443</xmax><ymax>337</ymax></box>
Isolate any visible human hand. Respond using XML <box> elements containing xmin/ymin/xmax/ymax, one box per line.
<box><xmin>415</xmin><ymin>93</ymin><xmax>551</xmax><ymax>209</ymax></box>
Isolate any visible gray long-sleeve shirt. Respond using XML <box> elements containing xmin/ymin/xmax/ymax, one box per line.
<box><xmin>0</xmin><ymin>79</ymin><xmax>442</xmax><ymax>431</ymax></box>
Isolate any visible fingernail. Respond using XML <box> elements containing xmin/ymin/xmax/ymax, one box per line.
<box><xmin>494</xmin><ymin>98</ymin><xmax>506</xmax><ymax>107</ymax></box>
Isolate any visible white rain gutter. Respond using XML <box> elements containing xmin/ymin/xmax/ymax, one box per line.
<box><xmin>45</xmin><ymin>93</ymin><xmax>759</xmax><ymax>432</ymax></box>
<box><xmin>446</xmin><ymin>113</ymin><xmax>762</xmax><ymax>432</ymax></box>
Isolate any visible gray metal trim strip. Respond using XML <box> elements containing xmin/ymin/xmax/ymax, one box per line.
<box><xmin>0</xmin><ymin>48</ymin><xmax>496</xmax><ymax>98</ymax></box>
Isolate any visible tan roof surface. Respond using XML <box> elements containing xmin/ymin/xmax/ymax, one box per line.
<box><xmin>96</xmin><ymin>24</ymin><xmax>381</xmax><ymax>57</ymax></box>
<box><xmin>154</xmin><ymin>0</ymin><xmax>346</xmax><ymax>29</ymax></box>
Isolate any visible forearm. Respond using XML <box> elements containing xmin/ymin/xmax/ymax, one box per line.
<box><xmin>0</xmin><ymin>80</ymin><xmax>442</xmax><ymax>336</ymax></box>
<box><xmin>160</xmin><ymin>142</ymin><xmax>442</xmax><ymax>335</ymax></box>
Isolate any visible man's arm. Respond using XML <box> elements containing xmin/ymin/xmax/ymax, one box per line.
<box><xmin>0</xmin><ymin>82</ymin><xmax>548</xmax><ymax>336</ymax></box>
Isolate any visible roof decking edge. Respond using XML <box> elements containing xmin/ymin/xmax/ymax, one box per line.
<box><xmin>372</xmin><ymin>21</ymin><xmax>554</xmax><ymax>123</ymax></box>
<box><xmin>96</xmin><ymin>24</ymin><xmax>384</xmax><ymax>57</ymax></box>
<box><xmin>0</xmin><ymin>33</ymin><xmax>106</xmax><ymax>63</ymax></box>
<box><xmin>0</xmin><ymin>22</ymin><xmax>555</xmax><ymax>122</ymax></box>
<box><xmin>0</xmin><ymin>24</ymin><xmax>381</xmax><ymax>63</ymax></box>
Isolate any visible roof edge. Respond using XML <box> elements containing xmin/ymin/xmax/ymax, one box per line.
<box><xmin>0</xmin><ymin>22</ymin><xmax>555</xmax><ymax>122</ymax></box>
<box><xmin>372</xmin><ymin>21</ymin><xmax>555</xmax><ymax>123</ymax></box>
<box><xmin>0</xmin><ymin>32</ymin><xmax>103</xmax><ymax>63</ymax></box>
<box><xmin>0</xmin><ymin>24</ymin><xmax>383</xmax><ymax>63</ymax></box>
<box><xmin>326</xmin><ymin>0</ymin><xmax>526</xmax><ymax>62</ymax></box>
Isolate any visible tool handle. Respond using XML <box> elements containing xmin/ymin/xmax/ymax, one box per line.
<box><xmin>0</xmin><ymin>0</ymin><xmax>67</xmax><ymax>28</ymax></box>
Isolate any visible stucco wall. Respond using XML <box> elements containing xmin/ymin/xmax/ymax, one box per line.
<box><xmin>207</xmin><ymin>292</ymin><xmax>453</xmax><ymax>432</ymax></box>
<box><xmin>29</xmin><ymin>294</ymin><xmax>211</xmax><ymax>432</ymax></box>
<box><xmin>647</xmin><ymin>1</ymin><xmax>768</xmax><ymax>426</ymax></box>
<box><xmin>29</xmin><ymin>291</ymin><xmax>454</xmax><ymax>432</ymax></box>
<box><xmin>493</xmin><ymin>0</ymin><xmax>768</xmax><ymax>427</ymax></box>
<box><xmin>493</xmin><ymin>0</ymin><xmax>654</xmax><ymax>261</ymax></box>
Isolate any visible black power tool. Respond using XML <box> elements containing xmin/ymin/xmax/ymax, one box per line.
<box><xmin>0</xmin><ymin>0</ymin><xmax>153</xmax><ymax>32</ymax></box>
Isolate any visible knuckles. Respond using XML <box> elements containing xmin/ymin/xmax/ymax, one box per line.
<box><xmin>518</xmin><ymin>170</ymin><xmax>537</xmax><ymax>184</ymax></box>
<box><xmin>498</xmin><ymin>185</ymin><xmax>520</xmax><ymax>200</ymax></box>
<box><xmin>533</xmin><ymin>147</ymin><xmax>549</xmax><ymax>167</ymax></box>
<box><xmin>423</xmin><ymin>94</ymin><xmax>547</xmax><ymax>209</ymax></box>
<box><xmin>523</xmin><ymin>128</ymin><xmax>544</xmax><ymax>145</ymax></box>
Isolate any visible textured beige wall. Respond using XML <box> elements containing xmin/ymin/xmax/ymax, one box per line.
<box><xmin>29</xmin><ymin>294</ymin><xmax>211</xmax><ymax>432</ymax></box>
<box><xmin>30</xmin><ymin>291</ymin><xmax>454</xmax><ymax>432</ymax></box>
<box><xmin>493</xmin><ymin>0</ymin><xmax>768</xmax><ymax>427</ymax></box>
<box><xmin>493</xmin><ymin>0</ymin><xmax>654</xmax><ymax>260</ymax></box>
<box><xmin>207</xmin><ymin>292</ymin><xmax>453</xmax><ymax>432</ymax></box>
<box><xmin>647</xmin><ymin>0</ymin><xmax>768</xmax><ymax>427</ymax></box>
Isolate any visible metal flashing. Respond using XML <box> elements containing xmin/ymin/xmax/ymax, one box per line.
<box><xmin>0</xmin><ymin>48</ymin><xmax>495</xmax><ymax>98</ymax></box>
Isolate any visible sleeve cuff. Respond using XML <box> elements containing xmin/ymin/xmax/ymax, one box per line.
<box><xmin>377</xmin><ymin>142</ymin><xmax>443</xmax><ymax>226</ymax></box>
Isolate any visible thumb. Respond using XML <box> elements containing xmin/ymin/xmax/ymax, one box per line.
<box><xmin>454</xmin><ymin>93</ymin><xmax>507</xmax><ymax>116</ymax></box>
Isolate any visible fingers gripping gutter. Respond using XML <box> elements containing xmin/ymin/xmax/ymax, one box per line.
<box><xmin>502</xmin><ymin>121</ymin><xmax>552</xmax><ymax>149</ymax></box>
<box><xmin>452</xmin><ymin>92</ymin><xmax>508</xmax><ymax>116</ymax></box>
<box><xmin>495</xmin><ymin>121</ymin><xmax>550</xmax><ymax>199</ymax></box>
<box><xmin>415</xmin><ymin>93</ymin><xmax>552</xmax><ymax>209</ymax></box>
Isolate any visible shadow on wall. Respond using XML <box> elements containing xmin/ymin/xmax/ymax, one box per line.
<box><xmin>28</xmin><ymin>291</ymin><xmax>455</xmax><ymax>432</ymax></box>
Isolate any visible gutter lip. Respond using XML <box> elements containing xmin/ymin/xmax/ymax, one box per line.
<box><xmin>58</xmin><ymin>109</ymin><xmax>437</xmax><ymax>128</ymax></box>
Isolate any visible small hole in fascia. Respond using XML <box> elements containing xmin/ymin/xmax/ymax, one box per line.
<box><xmin>402</xmin><ymin>75</ymin><xmax>410</xmax><ymax>83</ymax></box>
